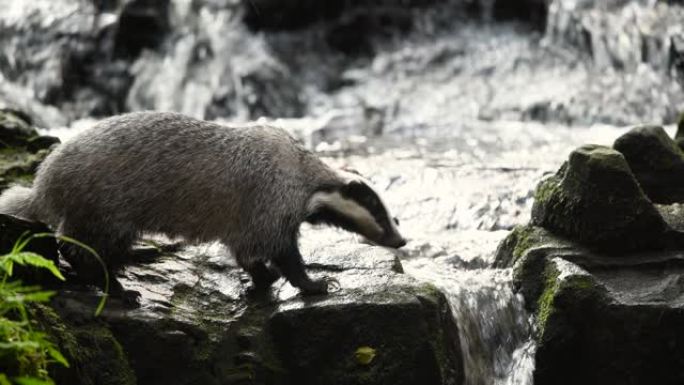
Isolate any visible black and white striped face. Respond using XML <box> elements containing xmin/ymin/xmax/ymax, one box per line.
<box><xmin>305</xmin><ymin>172</ymin><xmax>406</xmax><ymax>248</ymax></box>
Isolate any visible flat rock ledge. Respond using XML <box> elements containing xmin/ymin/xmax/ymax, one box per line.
<box><xmin>497</xmin><ymin>227</ymin><xmax>684</xmax><ymax>385</ymax></box>
<box><xmin>8</xmin><ymin>225</ymin><xmax>463</xmax><ymax>385</ymax></box>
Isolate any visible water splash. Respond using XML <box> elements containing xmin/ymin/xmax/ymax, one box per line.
<box><xmin>403</xmin><ymin>249</ymin><xmax>534</xmax><ymax>385</ymax></box>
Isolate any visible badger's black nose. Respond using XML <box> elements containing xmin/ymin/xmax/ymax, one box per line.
<box><xmin>393</xmin><ymin>237</ymin><xmax>407</xmax><ymax>248</ymax></box>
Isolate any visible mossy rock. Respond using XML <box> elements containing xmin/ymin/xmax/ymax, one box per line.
<box><xmin>268</xmin><ymin>285</ymin><xmax>462</xmax><ymax>385</ymax></box>
<box><xmin>0</xmin><ymin>108</ymin><xmax>38</xmax><ymax>148</ymax></box>
<box><xmin>527</xmin><ymin>255</ymin><xmax>684</xmax><ymax>385</ymax></box>
<box><xmin>32</xmin><ymin>304</ymin><xmax>136</xmax><ymax>385</ymax></box>
<box><xmin>676</xmin><ymin>113</ymin><xmax>684</xmax><ymax>151</ymax></box>
<box><xmin>493</xmin><ymin>225</ymin><xmax>573</xmax><ymax>268</ymax></box>
<box><xmin>531</xmin><ymin>144</ymin><xmax>669</xmax><ymax>253</ymax></box>
<box><xmin>614</xmin><ymin>125</ymin><xmax>684</xmax><ymax>203</ymax></box>
<box><xmin>675</xmin><ymin>112</ymin><xmax>684</xmax><ymax>143</ymax></box>
<box><xmin>0</xmin><ymin>109</ymin><xmax>59</xmax><ymax>191</ymax></box>
<box><xmin>531</xmin><ymin>258</ymin><xmax>611</xmax><ymax>385</ymax></box>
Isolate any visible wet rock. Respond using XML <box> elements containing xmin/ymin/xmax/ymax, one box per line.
<box><xmin>657</xmin><ymin>203</ymin><xmax>684</xmax><ymax>232</ymax></box>
<box><xmin>243</xmin><ymin>0</ymin><xmax>438</xmax><ymax>31</ymax></box>
<box><xmin>33</xmin><ymin>304</ymin><xmax>136</xmax><ymax>385</ymax></box>
<box><xmin>0</xmin><ymin>110</ymin><xmax>59</xmax><ymax>190</ymax></box>
<box><xmin>670</xmin><ymin>33</ymin><xmax>684</xmax><ymax>86</ymax></box>
<box><xmin>325</xmin><ymin>8</ymin><xmax>414</xmax><ymax>56</ymax></box>
<box><xmin>501</xmin><ymin>223</ymin><xmax>684</xmax><ymax>384</ymax></box>
<box><xmin>676</xmin><ymin>112</ymin><xmax>684</xmax><ymax>151</ymax></box>
<box><xmin>0</xmin><ymin>1</ymin><xmax>103</xmax><ymax>118</ymax></box>
<box><xmin>49</xmin><ymin>234</ymin><xmax>464</xmax><ymax>385</ymax></box>
<box><xmin>493</xmin><ymin>225</ymin><xmax>572</xmax><ymax>269</ymax></box>
<box><xmin>0</xmin><ymin>108</ymin><xmax>38</xmax><ymax>147</ymax></box>
<box><xmin>470</xmin><ymin>0</ymin><xmax>547</xmax><ymax>29</ymax></box>
<box><xmin>509</xmin><ymin>237</ymin><xmax>684</xmax><ymax>385</ymax></box>
<box><xmin>531</xmin><ymin>144</ymin><xmax>669</xmax><ymax>253</ymax></box>
<box><xmin>0</xmin><ymin>0</ymin><xmax>157</xmax><ymax>120</ymax></box>
<box><xmin>114</xmin><ymin>0</ymin><xmax>171</xmax><ymax>59</ymax></box>
<box><xmin>545</xmin><ymin>1</ymin><xmax>683</xmax><ymax>71</ymax></box>
<box><xmin>127</xmin><ymin>2</ymin><xmax>304</xmax><ymax>121</ymax></box>
<box><xmin>614</xmin><ymin>125</ymin><xmax>684</xmax><ymax>204</ymax></box>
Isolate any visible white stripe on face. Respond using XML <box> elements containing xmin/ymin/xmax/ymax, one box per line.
<box><xmin>306</xmin><ymin>191</ymin><xmax>384</xmax><ymax>239</ymax></box>
<box><xmin>337</xmin><ymin>170</ymin><xmax>402</xmax><ymax>238</ymax></box>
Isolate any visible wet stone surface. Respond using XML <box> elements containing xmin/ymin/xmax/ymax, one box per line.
<box><xmin>506</xmin><ymin>237</ymin><xmax>684</xmax><ymax>385</ymax></box>
<box><xmin>50</xmin><ymin>229</ymin><xmax>463</xmax><ymax>385</ymax></box>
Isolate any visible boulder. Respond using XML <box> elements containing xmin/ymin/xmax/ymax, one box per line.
<box><xmin>48</xmin><ymin>233</ymin><xmax>464</xmax><ymax>385</ymax></box>
<box><xmin>114</xmin><ymin>0</ymin><xmax>171</xmax><ymax>59</ymax></box>
<box><xmin>507</xmin><ymin>233</ymin><xmax>684</xmax><ymax>385</ymax></box>
<box><xmin>243</xmin><ymin>0</ymin><xmax>438</xmax><ymax>31</ymax></box>
<box><xmin>0</xmin><ymin>110</ymin><xmax>59</xmax><ymax>191</ymax></box>
<box><xmin>676</xmin><ymin>112</ymin><xmax>684</xmax><ymax>151</ymax></box>
<box><xmin>671</xmin><ymin>34</ymin><xmax>684</xmax><ymax>87</ymax></box>
<box><xmin>614</xmin><ymin>125</ymin><xmax>684</xmax><ymax>204</ymax></box>
<box><xmin>530</xmin><ymin>144</ymin><xmax>670</xmax><ymax>253</ymax></box>
<box><xmin>33</xmin><ymin>304</ymin><xmax>137</xmax><ymax>385</ymax></box>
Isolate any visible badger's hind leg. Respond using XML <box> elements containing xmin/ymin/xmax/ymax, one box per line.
<box><xmin>58</xmin><ymin>221</ymin><xmax>136</xmax><ymax>297</ymax></box>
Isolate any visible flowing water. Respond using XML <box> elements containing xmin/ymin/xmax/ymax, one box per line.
<box><xmin>2</xmin><ymin>0</ymin><xmax>683</xmax><ymax>383</ymax></box>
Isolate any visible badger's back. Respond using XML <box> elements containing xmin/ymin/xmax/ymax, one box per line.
<box><xmin>33</xmin><ymin>112</ymin><xmax>339</xmax><ymax>245</ymax></box>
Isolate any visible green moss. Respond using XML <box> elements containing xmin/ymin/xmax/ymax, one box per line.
<box><xmin>534</xmin><ymin>177</ymin><xmax>560</xmax><ymax>206</ymax></box>
<box><xmin>536</xmin><ymin>263</ymin><xmax>560</xmax><ymax>335</ymax></box>
<box><xmin>0</xmin><ymin>147</ymin><xmax>50</xmax><ymax>189</ymax></box>
<box><xmin>677</xmin><ymin>111</ymin><xmax>684</xmax><ymax>139</ymax></box>
<box><xmin>415</xmin><ymin>282</ymin><xmax>442</xmax><ymax>304</ymax></box>
<box><xmin>512</xmin><ymin>226</ymin><xmax>538</xmax><ymax>262</ymax></box>
<box><xmin>32</xmin><ymin>304</ymin><xmax>136</xmax><ymax>385</ymax></box>
<box><xmin>535</xmin><ymin>262</ymin><xmax>606</xmax><ymax>338</ymax></box>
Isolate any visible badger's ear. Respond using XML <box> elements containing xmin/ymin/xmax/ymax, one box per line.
<box><xmin>340</xmin><ymin>179</ymin><xmax>374</xmax><ymax>201</ymax></box>
<box><xmin>340</xmin><ymin>167</ymin><xmax>364</xmax><ymax>178</ymax></box>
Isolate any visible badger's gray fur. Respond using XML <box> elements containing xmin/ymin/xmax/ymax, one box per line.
<box><xmin>0</xmin><ymin>111</ymin><xmax>406</xmax><ymax>295</ymax></box>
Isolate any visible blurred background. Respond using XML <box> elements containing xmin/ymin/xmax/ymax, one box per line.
<box><xmin>2</xmin><ymin>1</ymin><xmax>683</xmax><ymax>384</ymax></box>
<box><xmin>2</xmin><ymin>0</ymin><xmax>682</xmax><ymax>139</ymax></box>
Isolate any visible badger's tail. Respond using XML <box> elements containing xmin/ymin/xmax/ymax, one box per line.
<box><xmin>0</xmin><ymin>185</ymin><xmax>38</xmax><ymax>221</ymax></box>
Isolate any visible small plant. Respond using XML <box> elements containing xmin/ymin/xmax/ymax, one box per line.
<box><xmin>0</xmin><ymin>232</ymin><xmax>108</xmax><ymax>385</ymax></box>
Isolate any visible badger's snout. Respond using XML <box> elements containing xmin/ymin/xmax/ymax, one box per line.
<box><xmin>388</xmin><ymin>236</ymin><xmax>407</xmax><ymax>248</ymax></box>
<box><xmin>373</xmin><ymin>233</ymin><xmax>407</xmax><ymax>249</ymax></box>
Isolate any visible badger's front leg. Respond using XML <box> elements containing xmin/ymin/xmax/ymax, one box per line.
<box><xmin>272</xmin><ymin>242</ymin><xmax>330</xmax><ymax>295</ymax></box>
<box><xmin>246</xmin><ymin>261</ymin><xmax>281</xmax><ymax>290</ymax></box>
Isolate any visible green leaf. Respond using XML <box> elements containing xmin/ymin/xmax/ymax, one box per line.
<box><xmin>0</xmin><ymin>374</ymin><xmax>11</xmax><ymax>385</ymax></box>
<box><xmin>9</xmin><ymin>252</ymin><xmax>65</xmax><ymax>281</ymax></box>
<box><xmin>18</xmin><ymin>290</ymin><xmax>56</xmax><ymax>303</ymax></box>
<box><xmin>0</xmin><ymin>340</ymin><xmax>41</xmax><ymax>351</ymax></box>
<box><xmin>0</xmin><ymin>257</ymin><xmax>14</xmax><ymax>276</ymax></box>
<box><xmin>46</xmin><ymin>346</ymin><xmax>69</xmax><ymax>368</ymax></box>
<box><xmin>9</xmin><ymin>232</ymin><xmax>109</xmax><ymax>315</ymax></box>
<box><xmin>11</xmin><ymin>231</ymin><xmax>33</xmax><ymax>254</ymax></box>
<box><xmin>14</xmin><ymin>377</ymin><xmax>54</xmax><ymax>385</ymax></box>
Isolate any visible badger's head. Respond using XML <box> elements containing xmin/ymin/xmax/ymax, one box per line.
<box><xmin>305</xmin><ymin>171</ymin><xmax>406</xmax><ymax>248</ymax></box>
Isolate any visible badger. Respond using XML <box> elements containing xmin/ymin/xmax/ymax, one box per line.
<box><xmin>0</xmin><ymin>111</ymin><xmax>406</xmax><ymax>296</ymax></box>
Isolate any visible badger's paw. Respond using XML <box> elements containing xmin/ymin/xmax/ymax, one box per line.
<box><xmin>299</xmin><ymin>276</ymin><xmax>341</xmax><ymax>296</ymax></box>
<box><xmin>323</xmin><ymin>276</ymin><xmax>341</xmax><ymax>293</ymax></box>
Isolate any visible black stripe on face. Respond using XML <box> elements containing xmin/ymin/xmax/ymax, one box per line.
<box><xmin>305</xmin><ymin>205</ymin><xmax>367</xmax><ymax>236</ymax></box>
<box><xmin>340</xmin><ymin>181</ymin><xmax>393</xmax><ymax>235</ymax></box>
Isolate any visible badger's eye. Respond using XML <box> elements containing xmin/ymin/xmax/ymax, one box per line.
<box><xmin>393</xmin><ymin>217</ymin><xmax>400</xmax><ymax>226</ymax></box>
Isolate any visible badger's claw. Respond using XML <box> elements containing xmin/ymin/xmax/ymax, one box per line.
<box><xmin>299</xmin><ymin>279</ymin><xmax>329</xmax><ymax>295</ymax></box>
<box><xmin>322</xmin><ymin>276</ymin><xmax>341</xmax><ymax>293</ymax></box>
<box><xmin>298</xmin><ymin>276</ymin><xmax>340</xmax><ymax>295</ymax></box>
